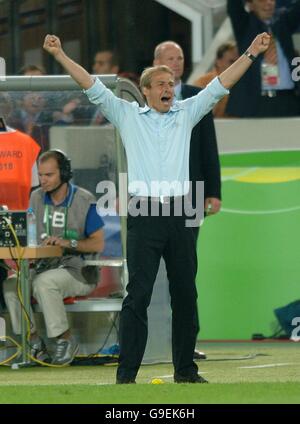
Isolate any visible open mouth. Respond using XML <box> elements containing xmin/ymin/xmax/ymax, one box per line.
<box><xmin>160</xmin><ymin>96</ymin><xmax>171</xmax><ymax>105</ymax></box>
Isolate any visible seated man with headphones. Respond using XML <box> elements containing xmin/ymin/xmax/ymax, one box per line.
<box><xmin>2</xmin><ymin>149</ymin><xmax>104</xmax><ymax>365</ymax></box>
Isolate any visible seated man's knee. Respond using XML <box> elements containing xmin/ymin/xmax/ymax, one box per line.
<box><xmin>2</xmin><ymin>275</ymin><xmax>18</xmax><ymax>296</ymax></box>
<box><xmin>32</xmin><ymin>272</ymin><xmax>58</xmax><ymax>297</ymax></box>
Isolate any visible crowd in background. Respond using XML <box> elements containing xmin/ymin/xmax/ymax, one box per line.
<box><xmin>0</xmin><ymin>0</ymin><xmax>299</xmax><ymax>155</ymax></box>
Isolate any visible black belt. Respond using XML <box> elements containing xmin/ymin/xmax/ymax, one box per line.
<box><xmin>261</xmin><ymin>89</ymin><xmax>295</xmax><ymax>98</ymax></box>
<box><xmin>129</xmin><ymin>195</ymin><xmax>184</xmax><ymax>205</ymax></box>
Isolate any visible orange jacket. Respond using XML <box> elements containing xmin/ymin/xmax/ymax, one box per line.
<box><xmin>0</xmin><ymin>129</ymin><xmax>40</xmax><ymax>210</ymax></box>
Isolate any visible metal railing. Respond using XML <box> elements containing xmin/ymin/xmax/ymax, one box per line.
<box><xmin>0</xmin><ymin>74</ymin><xmax>145</xmax><ymax>298</ymax></box>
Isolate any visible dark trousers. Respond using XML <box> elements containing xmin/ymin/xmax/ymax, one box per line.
<box><xmin>117</xmin><ymin>207</ymin><xmax>199</xmax><ymax>381</ymax></box>
<box><xmin>191</xmin><ymin>225</ymin><xmax>200</xmax><ymax>243</ymax></box>
<box><xmin>0</xmin><ymin>261</ymin><xmax>8</xmax><ymax>309</ymax></box>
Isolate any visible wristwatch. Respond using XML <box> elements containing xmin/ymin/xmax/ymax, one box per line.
<box><xmin>244</xmin><ymin>50</ymin><xmax>257</xmax><ymax>62</ymax></box>
<box><xmin>69</xmin><ymin>239</ymin><xmax>78</xmax><ymax>250</ymax></box>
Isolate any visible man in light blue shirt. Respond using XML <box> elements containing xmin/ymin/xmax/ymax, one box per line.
<box><xmin>85</xmin><ymin>66</ymin><xmax>226</xmax><ymax>199</ymax></box>
<box><xmin>43</xmin><ymin>32</ymin><xmax>270</xmax><ymax>383</ymax></box>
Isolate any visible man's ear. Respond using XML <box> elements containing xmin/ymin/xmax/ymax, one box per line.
<box><xmin>142</xmin><ymin>86</ymin><xmax>148</xmax><ymax>97</ymax></box>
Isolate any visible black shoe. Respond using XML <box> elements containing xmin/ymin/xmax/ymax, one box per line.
<box><xmin>193</xmin><ymin>350</ymin><xmax>207</xmax><ymax>360</ymax></box>
<box><xmin>174</xmin><ymin>373</ymin><xmax>208</xmax><ymax>384</ymax></box>
<box><xmin>116</xmin><ymin>378</ymin><xmax>136</xmax><ymax>384</ymax></box>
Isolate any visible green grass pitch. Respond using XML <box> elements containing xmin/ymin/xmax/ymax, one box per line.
<box><xmin>0</xmin><ymin>342</ymin><xmax>300</xmax><ymax>403</ymax></box>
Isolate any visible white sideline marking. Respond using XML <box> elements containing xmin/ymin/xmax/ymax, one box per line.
<box><xmin>239</xmin><ymin>363</ymin><xmax>292</xmax><ymax>369</ymax></box>
<box><xmin>221</xmin><ymin>205</ymin><xmax>300</xmax><ymax>215</ymax></box>
<box><xmin>221</xmin><ymin>167</ymin><xmax>258</xmax><ymax>182</ymax></box>
<box><xmin>95</xmin><ymin>382</ymin><xmax>115</xmax><ymax>385</ymax></box>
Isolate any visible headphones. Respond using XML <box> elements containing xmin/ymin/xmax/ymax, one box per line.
<box><xmin>49</xmin><ymin>149</ymin><xmax>73</xmax><ymax>183</ymax></box>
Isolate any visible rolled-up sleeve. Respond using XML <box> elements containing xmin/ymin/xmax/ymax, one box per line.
<box><xmin>187</xmin><ymin>77</ymin><xmax>229</xmax><ymax>127</ymax></box>
<box><xmin>83</xmin><ymin>78</ymin><xmax>127</xmax><ymax>128</ymax></box>
<box><xmin>207</xmin><ymin>77</ymin><xmax>229</xmax><ymax>99</ymax></box>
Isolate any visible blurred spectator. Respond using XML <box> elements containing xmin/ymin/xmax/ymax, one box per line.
<box><xmin>8</xmin><ymin>64</ymin><xmax>53</xmax><ymax>151</ymax></box>
<box><xmin>8</xmin><ymin>91</ymin><xmax>52</xmax><ymax>151</ymax></box>
<box><xmin>227</xmin><ymin>0</ymin><xmax>300</xmax><ymax>117</ymax></box>
<box><xmin>54</xmin><ymin>50</ymin><xmax>121</xmax><ymax>126</ymax></box>
<box><xmin>17</xmin><ymin>64</ymin><xmax>46</xmax><ymax>76</ymax></box>
<box><xmin>92</xmin><ymin>50</ymin><xmax>120</xmax><ymax>75</ymax></box>
<box><xmin>193</xmin><ymin>42</ymin><xmax>238</xmax><ymax>117</ymax></box>
<box><xmin>90</xmin><ymin>50</ymin><xmax>120</xmax><ymax>125</ymax></box>
<box><xmin>0</xmin><ymin>93</ymin><xmax>13</xmax><ymax>123</ymax></box>
<box><xmin>118</xmin><ymin>71</ymin><xmax>140</xmax><ymax>87</ymax></box>
<box><xmin>10</xmin><ymin>91</ymin><xmax>46</xmax><ymax>134</ymax></box>
<box><xmin>51</xmin><ymin>93</ymin><xmax>92</xmax><ymax>126</ymax></box>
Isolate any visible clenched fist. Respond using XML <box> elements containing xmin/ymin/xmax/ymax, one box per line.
<box><xmin>43</xmin><ymin>34</ymin><xmax>62</xmax><ymax>57</ymax></box>
<box><xmin>249</xmin><ymin>32</ymin><xmax>271</xmax><ymax>57</ymax></box>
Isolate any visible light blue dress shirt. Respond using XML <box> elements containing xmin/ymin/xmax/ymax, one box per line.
<box><xmin>84</xmin><ymin>77</ymin><xmax>228</xmax><ymax>196</ymax></box>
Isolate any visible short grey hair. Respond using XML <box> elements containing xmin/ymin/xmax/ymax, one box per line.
<box><xmin>140</xmin><ymin>65</ymin><xmax>174</xmax><ymax>90</ymax></box>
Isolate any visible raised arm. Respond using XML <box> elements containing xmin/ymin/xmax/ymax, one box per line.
<box><xmin>43</xmin><ymin>34</ymin><xmax>93</xmax><ymax>90</ymax></box>
<box><xmin>219</xmin><ymin>33</ymin><xmax>270</xmax><ymax>90</ymax></box>
<box><xmin>227</xmin><ymin>0</ymin><xmax>250</xmax><ymax>39</ymax></box>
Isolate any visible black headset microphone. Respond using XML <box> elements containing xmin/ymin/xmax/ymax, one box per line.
<box><xmin>46</xmin><ymin>149</ymin><xmax>73</xmax><ymax>195</ymax></box>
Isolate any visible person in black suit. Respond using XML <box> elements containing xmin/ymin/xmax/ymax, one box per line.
<box><xmin>153</xmin><ymin>41</ymin><xmax>222</xmax><ymax>241</ymax></box>
<box><xmin>227</xmin><ymin>0</ymin><xmax>300</xmax><ymax>117</ymax></box>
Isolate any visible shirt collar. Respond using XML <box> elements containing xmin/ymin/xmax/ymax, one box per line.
<box><xmin>170</xmin><ymin>101</ymin><xmax>183</xmax><ymax>111</ymax></box>
<box><xmin>138</xmin><ymin>101</ymin><xmax>183</xmax><ymax>115</ymax></box>
<box><xmin>138</xmin><ymin>104</ymin><xmax>151</xmax><ymax>114</ymax></box>
<box><xmin>174</xmin><ymin>81</ymin><xmax>182</xmax><ymax>100</ymax></box>
<box><xmin>44</xmin><ymin>183</ymin><xmax>77</xmax><ymax>207</ymax></box>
